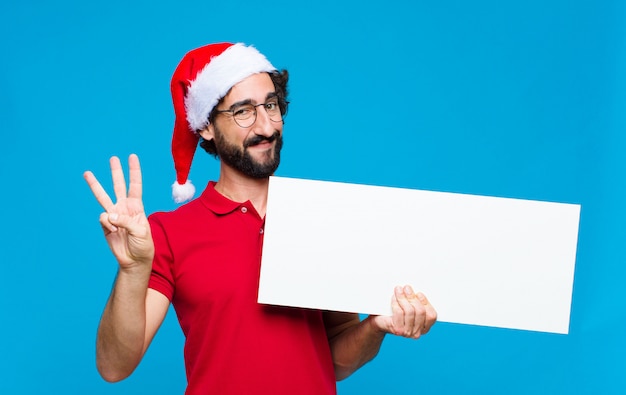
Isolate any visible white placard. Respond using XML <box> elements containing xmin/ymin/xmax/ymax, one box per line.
<box><xmin>258</xmin><ymin>176</ymin><xmax>580</xmax><ymax>334</ymax></box>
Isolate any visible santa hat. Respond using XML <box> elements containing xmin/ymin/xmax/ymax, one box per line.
<box><xmin>170</xmin><ymin>42</ymin><xmax>276</xmax><ymax>203</ymax></box>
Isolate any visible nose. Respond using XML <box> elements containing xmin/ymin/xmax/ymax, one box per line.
<box><xmin>251</xmin><ymin>105</ymin><xmax>279</xmax><ymax>137</ymax></box>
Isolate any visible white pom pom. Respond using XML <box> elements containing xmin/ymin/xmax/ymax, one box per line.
<box><xmin>172</xmin><ymin>180</ymin><xmax>195</xmax><ymax>203</ymax></box>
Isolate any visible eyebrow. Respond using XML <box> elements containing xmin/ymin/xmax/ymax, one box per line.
<box><xmin>226</xmin><ymin>92</ymin><xmax>278</xmax><ymax>111</ymax></box>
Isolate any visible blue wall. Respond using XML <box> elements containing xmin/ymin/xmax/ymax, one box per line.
<box><xmin>1</xmin><ymin>0</ymin><xmax>624</xmax><ymax>393</ymax></box>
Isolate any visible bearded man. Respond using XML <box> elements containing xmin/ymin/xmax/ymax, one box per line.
<box><xmin>84</xmin><ymin>42</ymin><xmax>437</xmax><ymax>395</ymax></box>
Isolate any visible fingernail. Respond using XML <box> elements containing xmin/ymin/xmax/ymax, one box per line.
<box><xmin>417</xmin><ymin>292</ymin><xmax>427</xmax><ymax>304</ymax></box>
<box><xmin>404</xmin><ymin>285</ymin><xmax>414</xmax><ymax>295</ymax></box>
<box><xmin>109</xmin><ymin>213</ymin><xmax>118</xmax><ymax>222</ymax></box>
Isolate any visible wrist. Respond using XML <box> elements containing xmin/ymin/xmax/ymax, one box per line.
<box><xmin>118</xmin><ymin>261</ymin><xmax>152</xmax><ymax>281</ymax></box>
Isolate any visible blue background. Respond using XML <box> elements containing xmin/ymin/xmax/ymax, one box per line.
<box><xmin>1</xmin><ymin>0</ymin><xmax>624</xmax><ymax>393</ymax></box>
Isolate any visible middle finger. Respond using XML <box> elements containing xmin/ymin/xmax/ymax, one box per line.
<box><xmin>396</xmin><ymin>285</ymin><xmax>420</xmax><ymax>336</ymax></box>
<box><xmin>110</xmin><ymin>156</ymin><xmax>128</xmax><ymax>201</ymax></box>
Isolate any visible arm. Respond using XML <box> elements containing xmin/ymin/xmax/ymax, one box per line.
<box><xmin>323</xmin><ymin>311</ymin><xmax>376</xmax><ymax>381</ymax></box>
<box><xmin>96</xmin><ymin>282</ymin><xmax>169</xmax><ymax>381</ymax></box>
<box><xmin>324</xmin><ymin>285</ymin><xmax>437</xmax><ymax>381</ymax></box>
<box><xmin>84</xmin><ymin>154</ymin><xmax>167</xmax><ymax>382</ymax></box>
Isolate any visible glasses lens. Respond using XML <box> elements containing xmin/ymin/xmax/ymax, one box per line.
<box><xmin>265</xmin><ymin>101</ymin><xmax>282</xmax><ymax>123</ymax></box>
<box><xmin>235</xmin><ymin>118</ymin><xmax>255</xmax><ymax>128</ymax></box>
<box><xmin>232</xmin><ymin>102</ymin><xmax>284</xmax><ymax>128</ymax></box>
<box><xmin>233</xmin><ymin>104</ymin><xmax>256</xmax><ymax>128</ymax></box>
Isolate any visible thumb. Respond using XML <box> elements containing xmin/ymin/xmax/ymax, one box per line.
<box><xmin>108</xmin><ymin>212</ymin><xmax>121</xmax><ymax>226</ymax></box>
<box><xmin>108</xmin><ymin>212</ymin><xmax>149</xmax><ymax>237</ymax></box>
<box><xmin>107</xmin><ymin>212</ymin><xmax>132</xmax><ymax>232</ymax></box>
<box><xmin>369</xmin><ymin>314</ymin><xmax>393</xmax><ymax>334</ymax></box>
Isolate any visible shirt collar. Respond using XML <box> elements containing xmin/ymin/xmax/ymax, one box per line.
<box><xmin>199</xmin><ymin>181</ymin><xmax>242</xmax><ymax>215</ymax></box>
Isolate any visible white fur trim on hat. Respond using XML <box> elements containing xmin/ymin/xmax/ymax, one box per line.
<box><xmin>185</xmin><ymin>43</ymin><xmax>276</xmax><ymax>131</ymax></box>
<box><xmin>172</xmin><ymin>180</ymin><xmax>196</xmax><ymax>203</ymax></box>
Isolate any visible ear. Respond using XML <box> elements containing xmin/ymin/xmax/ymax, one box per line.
<box><xmin>198</xmin><ymin>123</ymin><xmax>215</xmax><ymax>141</ymax></box>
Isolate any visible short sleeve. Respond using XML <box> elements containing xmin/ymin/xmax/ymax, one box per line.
<box><xmin>148</xmin><ymin>213</ymin><xmax>175</xmax><ymax>301</ymax></box>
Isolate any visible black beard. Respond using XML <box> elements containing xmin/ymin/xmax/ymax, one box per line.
<box><xmin>214</xmin><ymin>129</ymin><xmax>283</xmax><ymax>179</ymax></box>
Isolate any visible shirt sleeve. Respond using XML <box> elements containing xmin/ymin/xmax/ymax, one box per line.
<box><xmin>148</xmin><ymin>213</ymin><xmax>175</xmax><ymax>301</ymax></box>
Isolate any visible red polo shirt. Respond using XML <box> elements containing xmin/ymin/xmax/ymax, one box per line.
<box><xmin>148</xmin><ymin>182</ymin><xmax>336</xmax><ymax>394</ymax></box>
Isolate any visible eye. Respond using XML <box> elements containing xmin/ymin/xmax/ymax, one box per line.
<box><xmin>265</xmin><ymin>101</ymin><xmax>279</xmax><ymax>112</ymax></box>
<box><xmin>233</xmin><ymin>105</ymin><xmax>253</xmax><ymax>118</ymax></box>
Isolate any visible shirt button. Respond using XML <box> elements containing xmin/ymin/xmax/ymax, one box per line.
<box><xmin>260</xmin><ymin>228</ymin><xmax>264</xmax><ymax>234</ymax></box>
<box><xmin>241</xmin><ymin>207</ymin><xmax>248</xmax><ymax>213</ymax></box>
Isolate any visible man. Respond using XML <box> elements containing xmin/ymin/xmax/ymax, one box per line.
<box><xmin>84</xmin><ymin>42</ymin><xmax>437</xmax><ymax>394</ymax></box>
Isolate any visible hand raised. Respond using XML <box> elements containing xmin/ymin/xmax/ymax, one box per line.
<box><xmin>371</xmin><ymin>285</ymin><xmax>437</xmax><ymax>339</ymax></box>
<box><xmin>84</xmin><ymin>154</ymin><xmax>154</xmax><ymax>271</ymax></box>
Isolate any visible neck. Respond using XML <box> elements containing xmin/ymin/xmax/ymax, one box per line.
<box><xmin>215</xmin><ymin>165</ymin><xmax>270</xmax><ymax>217</ymax></box>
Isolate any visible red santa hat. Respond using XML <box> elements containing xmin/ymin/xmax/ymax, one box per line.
<box><xmin>170</xmin><ymin>42</ymin><xmax>276</xmax><ymax>203</ymax></box>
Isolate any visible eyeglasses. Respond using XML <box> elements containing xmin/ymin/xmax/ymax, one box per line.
<box><xmin>215</xmin><ymin>98</ymin><xmax>286</xmax><ymax>128</ymax></box>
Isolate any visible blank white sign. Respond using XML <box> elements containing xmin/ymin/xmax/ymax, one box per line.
<box><xmin>258</xmin><ymin>176</ymin><xmax>580</xmax><ymax>334</ymax></box>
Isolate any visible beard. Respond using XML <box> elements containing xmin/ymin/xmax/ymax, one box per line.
<box><xmin>213</xmin><ymin>128</ymin><xmax>283</xmax><ymax>179</ymax></box>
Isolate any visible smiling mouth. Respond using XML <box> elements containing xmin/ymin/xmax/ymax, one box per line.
<box><xmin>244</xmin><ymin>131</ymin><xmax>279</xmax><ymax>148</ymax></box>
<box><xmin>246</xmin><ymin>141</ymin><xmax>274</xmax><ymax>155</ymax></box>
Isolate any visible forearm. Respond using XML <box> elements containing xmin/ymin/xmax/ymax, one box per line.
<box><xmin>327</xmin><ymin>286</ymin><xmax>437</xmax><ymax>381</ymax></box>
<box><xmin>96</xmin><ymin>265</ymin><xmax>151</xmax><ymax>382</ymax></box>
<box><xmin>329</xmin><ymin>316</ymin><xmax>386</xmax><ymax>381</ymax></box>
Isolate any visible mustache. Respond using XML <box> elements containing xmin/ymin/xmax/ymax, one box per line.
<box><xmin>244</xmin><ymin>131</ymin><xmax>281</xmax><ymax>148</ymax></box>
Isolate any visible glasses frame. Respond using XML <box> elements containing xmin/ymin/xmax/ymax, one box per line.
<box><xmin>215</xmin><ymin>100</ymin><xmax>288</xmax><ymax>128</ymax></box>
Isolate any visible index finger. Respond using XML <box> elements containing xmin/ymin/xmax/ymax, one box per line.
<box><xmin>83</xmin><ymin>170</ymin><xmax>115</xmax><ymax>211</ymax></box>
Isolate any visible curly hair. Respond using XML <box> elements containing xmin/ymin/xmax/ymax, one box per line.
<box><xmin>199</xmin><ymin>70</ymin><xmax>290</xmax><ymax>157</ymax></box>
